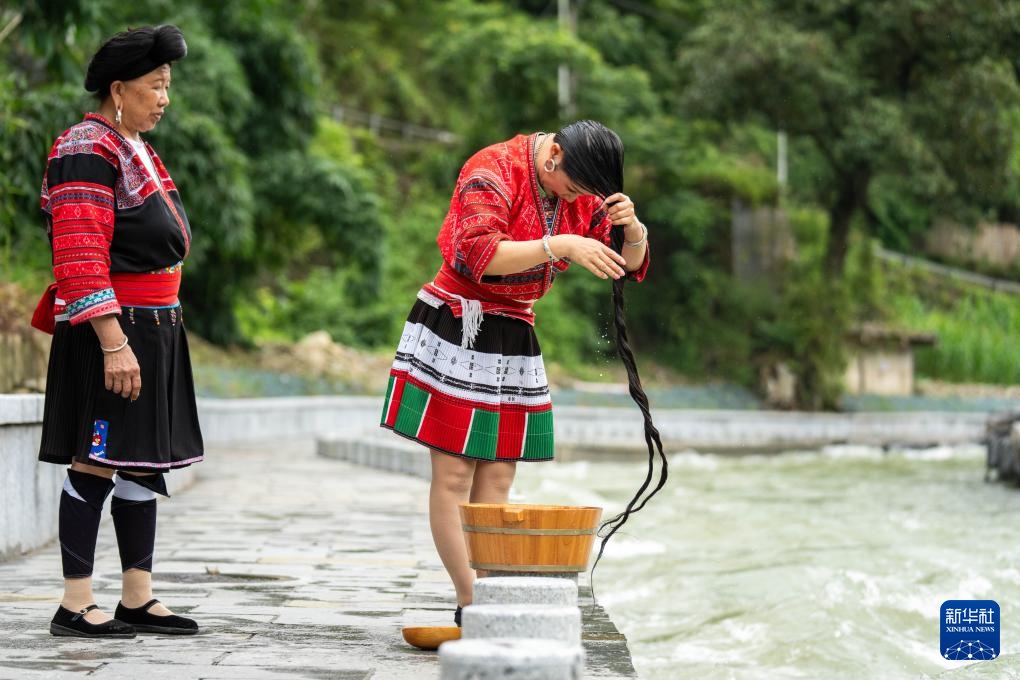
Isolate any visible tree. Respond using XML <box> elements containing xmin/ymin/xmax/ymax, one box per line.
<box><xmin>680</xmin><ymin>0</ymin><xmax>1020</xmax><ymax>275</ymax></box>
<box><xmin>0</xmin><ymin>0</ymin><xmax>386</xmax><ymax>346</ymax></box>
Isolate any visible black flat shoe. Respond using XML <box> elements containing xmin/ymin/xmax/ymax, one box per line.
<box><xmin>115</xmin><ymin>599</ymin><xmax>198</xmax><ymax>635</ymax></box>
<box><xmin>50</xmin><ymin>604</ymin><xmax>136</xmax><ymax>638</ymax></box>
<box><xmin>454</xmin><ymin>605</ymin><xmax>462</xmax><ymax>627</ymax></box>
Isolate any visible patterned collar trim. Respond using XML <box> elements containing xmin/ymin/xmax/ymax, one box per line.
<box><xmin>527</xmin><ymin>132</ymin><xmax>560</xmax><ymax>236</ymax></box>
<box><xmin>83</xmin><ymin>113</ymin><xmax>147</xmax><ymax>147</ymax></box>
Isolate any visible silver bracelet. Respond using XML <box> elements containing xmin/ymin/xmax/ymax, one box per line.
<box><xmin>100</xmin><ymin>336</ymin><xmax>129</xmax><ymax>353</ymax></box>
<box><xmin>624</xmin><ymin>222</ymin><xmax>648</xmax><ymax>248</ymax></box>
<box><xmin>542</xmin><ymin>234</ymin><xmax>560</xmax><ymax>262</ymax></box>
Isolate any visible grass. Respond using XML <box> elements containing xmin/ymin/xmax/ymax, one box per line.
<box><xmin>880</xmin><ymin>258</ymin><xmax>1020</xmax><ymax>385</ymax></box>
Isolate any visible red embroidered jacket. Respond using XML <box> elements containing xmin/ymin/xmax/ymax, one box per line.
<box><xmin>429</xmin><ymin>133</ymin><xmax>649</xmax><ymax>324</ymax></box>
<box><xmin>36</xmin><ymin>113</ymin><xmax>191</xmax><ymax>329</ymax></box>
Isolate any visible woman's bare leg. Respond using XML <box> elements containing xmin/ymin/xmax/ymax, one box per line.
<box><xmin>429</xmin><ymin>450</ymin><xmax>477</xmax><ymax>607</ymax></box>
<box><xmin>121</xmin><ymin>569</ymin><xmax>171</xmax><ymax>615</ymax></box>
<box><xmin>469</xmin><ymin>460</ymin><xmax>517</xmax><ymax>505</ymax></box>
<box><xmin>468</xmin><ymin>461</ymin><xmax>517</xmax><ymax>577</ymax></box>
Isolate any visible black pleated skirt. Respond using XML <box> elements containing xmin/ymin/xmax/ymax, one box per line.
<box><xmin>39</xmin><ymin>304</ymin><xmax>204</xmax><ymax>472</ymax></box>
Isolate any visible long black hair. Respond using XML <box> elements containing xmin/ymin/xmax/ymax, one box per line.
<box><xmin>555</xmin><ymin>120</ymin><xmax>624</xmax><ymax>198</ymax></box>
<box><xmin>557</xmin><ymin>120</ymin><xmax>669</xmax><ymax>595</ymax></box>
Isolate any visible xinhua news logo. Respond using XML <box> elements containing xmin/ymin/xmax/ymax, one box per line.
<box><xmin>941</xmin><ymin>600</ymin><xmax>999</xmax><ymax>661</ymax></box>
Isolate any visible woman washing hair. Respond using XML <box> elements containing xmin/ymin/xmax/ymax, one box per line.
<box><xmin>380</xmin><ymin>120</ymin><xmax>650</xmax><ymax>625</ymax></box>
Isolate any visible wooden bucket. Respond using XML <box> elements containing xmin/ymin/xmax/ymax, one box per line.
<box><xmin>459</xmin><ymin>503</ymin><xmax>603</xmax><ymax>573</ymax></box>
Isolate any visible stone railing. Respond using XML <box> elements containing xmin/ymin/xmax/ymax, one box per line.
<box><xmin>320</xmin><ymin>405</ymin><xmax>990</xmax><ymax>476</ymax></box>
<box><xmin>0</xmin><ymin>394</ymin><xmax>381</xmax><ymax>560</ymax></box>
<box><xmin>553</xmin><ymin>406</ymin><xmax>987</xmax><ymax>454</ymax></box>
<box><xmin>3</xmin><ymin>394</ymin><xmax>991</xmax><ymax>560</ymax></box>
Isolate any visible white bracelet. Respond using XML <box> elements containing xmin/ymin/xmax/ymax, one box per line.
<box><xmin>542</xmin><ymin>234</ymin><xmax>560</xmax><ymax>262</ymax></box>
<box><xmin>624</xmin><ymin>222</ymin><xmax>648</xmax><ymax>248</ymax></box>
<box><xmin>100</xmin><ymin>336</ymin><xmax>129</xmax><ymax>353</ymax></box>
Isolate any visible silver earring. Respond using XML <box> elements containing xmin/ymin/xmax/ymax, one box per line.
<box><xmin>544</xmin><ymin>157</ymin><xmax>557</xmax><ymax>173</ymax></box>
<box><xmin>115</xmin><ymin>107</ymin><xmax>122</xmax><ymax>125</ymax></box>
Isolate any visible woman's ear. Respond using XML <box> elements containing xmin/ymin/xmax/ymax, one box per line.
<box><xmin>110</xmin><ymin>80</ymin><xmax>125</xmax><ymax>107</ymax></box>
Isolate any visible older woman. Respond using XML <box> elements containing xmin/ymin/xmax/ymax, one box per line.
<box><xmin>33</xmin><ymin>25</ymin><xmax>201</xmax><ymax>638</ymax></box>
<box><xmin>380</xmin><ymin>120</ymin><xmax>650</xmax><ymax>625</ymax></box>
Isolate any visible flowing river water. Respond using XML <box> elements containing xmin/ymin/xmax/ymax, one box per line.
<box><xmin>514</xmin><ymin>444</ymin><xmax>1020</xmax><ymax>679</ymax></box>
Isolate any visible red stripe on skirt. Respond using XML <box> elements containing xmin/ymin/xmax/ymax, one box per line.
<box><xmin>496</xmin><ymin>409</ymin><xmax>527</xmax><ymax>460</ymax></box>
<box><xmin>418</xmin><ymin>394</ymin><xmax>475</xmax><ymax>455</ymax></box>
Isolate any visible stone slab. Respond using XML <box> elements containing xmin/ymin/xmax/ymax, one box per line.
<box><xmin>462</xmin><ymin>604</ymin><xmax>581</xmax><ymax>645</ymax></box>
<box><xmin>474</xmin><ymin>577</ymin><xmax>578</xmax><ymax>606</ymax></box>
<box><xmin>0</xmin><ymin>440</ymin><xmax>637</xmax><ymax>679</ymax></box>
<box><xmin>439</xmin><ymin>638</ymin><xmax>584</xmax><ymax>680</ymax></box>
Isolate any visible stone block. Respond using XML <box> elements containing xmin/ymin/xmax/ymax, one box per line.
<box><xmin>462</xmin><ymin>604</ymin><xmax>581</xmax><ymax>645</ymax></box>
<box><xmin>439</xmin><ymin>638</ymin><xmax>584</xmax><ymax>680</ymax></box>
<box><xmin>474</xmin><ymin>576</ymin><xmax>578</xmax><ymax>607</ymax></box>
<box><xmin>488</xmin><ymin>570</ymin><xmax>580</xmax><ymax>582</ymax></box>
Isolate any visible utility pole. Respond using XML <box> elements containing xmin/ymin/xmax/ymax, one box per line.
<box><xmin>776</xmin><ymin>130</ymin><xmax>788</xmax><ymax>188</ymax></box>
<box><xmin>558</xmin><ymin>0</ymin><xmax>576</xmax><ymax>118</ymax></box>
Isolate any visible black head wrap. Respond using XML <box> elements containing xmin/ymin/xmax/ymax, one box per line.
<box><xmin>85</xmin><ymin>25</ymin><xmax>187</xmax><ymax>97</ymax></box>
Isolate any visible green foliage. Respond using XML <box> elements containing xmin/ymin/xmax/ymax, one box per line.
<box><xmin>905</xmin><ymin>295</ymin><xmax>1020</xmax><ymax>386</ymax></box>
<box><xmin>779</xmin><ymin>277</ymin><xmax>849</xmax><ymax>410</ymax></box>
<box><xmin>236</xmin><ymin>267</ymin><xmax>388</xmax><ymax>348</ymax></box>
<box><xmin>880</xmin><ymin>260</ymin><xmax>1020</xmax><ymax>385</ymax></box>
<box><xmin>209</xmin><ymin>4</ymin><xmax>319</xmax><ymax>155</ymax></box>
<box><xmin>423</xmin><ymin>1</ymin><xmax>658</xmax><ymax>142</ymax></box>
<box><xmin>867</xmin><ymin>175</ymin><xmax>934</xmax><ymax>251</ymax></box>
<box><xmin>753</xmin><ymin>208</ymin><xmax>851</xmax><ymax>409</ymax></box>
<box><xmin>680</xmin><ymin>152</ymin><xmax>779</xmax><ymax>206</ymax></box>
<box><xmin>531</xmin><ymin>272</ymin><xmax>612</xmax><ymax>372</ymax></box>
<box><xmin>0</xmin><ymin>73</ymin><xmax>91</xmax><ymax>288</ymax></box>
<box><xmin>681</xmin><ymin>0</ymin><xmax>1020</xmax><ymax>271</ymax></box>
<box><xmin>3</xmin><ymin>0</ymin><xmax>1019</xmax><ymax>407</ymax></box>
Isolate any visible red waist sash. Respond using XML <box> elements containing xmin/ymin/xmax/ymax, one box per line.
<box><xmin>110</xmin><ymin>267</ymin><xmax>181</xmax><ymax>307</ymax></box>
<box><xmin>31</xmin><ymin>266</ymin><xmax>182</xmax><ymax>334</ymax></box>
<box><xmin>427</xmin><ymin>264</ymin><xmax>537</xmax><ymax>325</ymax></box>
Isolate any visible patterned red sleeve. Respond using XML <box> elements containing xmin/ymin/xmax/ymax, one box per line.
<box><xmin>446</xmin><ymin>177</ymin><xmax>512</xmax><ymax>282</ymax></box>
<box><xmin>44</xmin><ymin>144</ymin><xmax>121</xmax><ymax>325</ymax></box>
<box><xmin>587</xmin><ymin>207</ymin><xmax>650</xmax><ymax>282</ymax></box>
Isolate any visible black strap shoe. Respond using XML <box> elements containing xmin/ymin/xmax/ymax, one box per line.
<box><xmin>50</xmin><ymin>604</ymin><xmax>136</xmax><ymax>638</ymax></box>
<box><xmin>454</xmin><ymin>605</ymin><xmax>463</xmax><ymax>627</ymax></box>
<box><xmin>115</xmin><ymin>599</ymin><xmax>198</xmax><ymax>635</ymax></box>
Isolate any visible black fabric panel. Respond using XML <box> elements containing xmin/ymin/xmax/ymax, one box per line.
<box><xmin>59</xmin><ymin>470</ymin><xmax>115</xmax><ymax>578</ymax></box>
<box><xmin>402</xmin><ymin>299</ymin><xmax>542</xmax><ymax>357</ymax></box>
<box><xmin>108</xmin><ymin>197</ymin><xmax>188</xmax><ymax>272</ymax></box>
<box><xmin>111</xmin><ymin>496</ymin><xmax>157</xmax><ymax>572</ymax></box>
<box><xmin>46</xmin><ymin>152</ymin><xmax>118</xmax><ymax>192</ymax></box>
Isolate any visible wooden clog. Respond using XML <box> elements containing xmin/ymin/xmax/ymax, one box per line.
<box><xmin>401</xmin><ymin>625</ymin><xmax>461</xmax><ymax>650</ymax></box>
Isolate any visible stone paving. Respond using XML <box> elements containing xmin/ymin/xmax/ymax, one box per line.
<box><xmin>0</xmin><ymin>440</ymin><xmax>636</xmax><ymax>679</ymax></box>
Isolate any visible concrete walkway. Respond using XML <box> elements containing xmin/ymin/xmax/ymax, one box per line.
<box><xmin>0</xmin><ymin>441</ymin><xmax>635</xmax><ymax>679</ymax></box>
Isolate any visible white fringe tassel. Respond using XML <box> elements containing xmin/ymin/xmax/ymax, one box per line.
<box><xmin>459</xmin><ymin>297</ymin><xmax>483</xmax><ymax>349</ymax></box>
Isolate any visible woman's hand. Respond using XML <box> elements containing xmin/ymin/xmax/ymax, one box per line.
<box><xmin>104</xmin><ymin>345</ymin><xmax>141</xmax><ymax>401</ymax></box>
<box><xmin>603</xmin><ymin>192</ymin><xmax>648</xmax><ymax>272</ymax></box>
<box><xmin>550</xmin><ymin>234</ymin><xmax>627</xmax><ymax>280</ymax></box>
<box><xmin>90</xmin><ymin>314</ymin><xmax>141</xmax><ymax>400</ymax></box>
<box><xmin>603</xmin><ymin>192</ymin><xmax>644</xmax><ymax>242</ymax></box>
